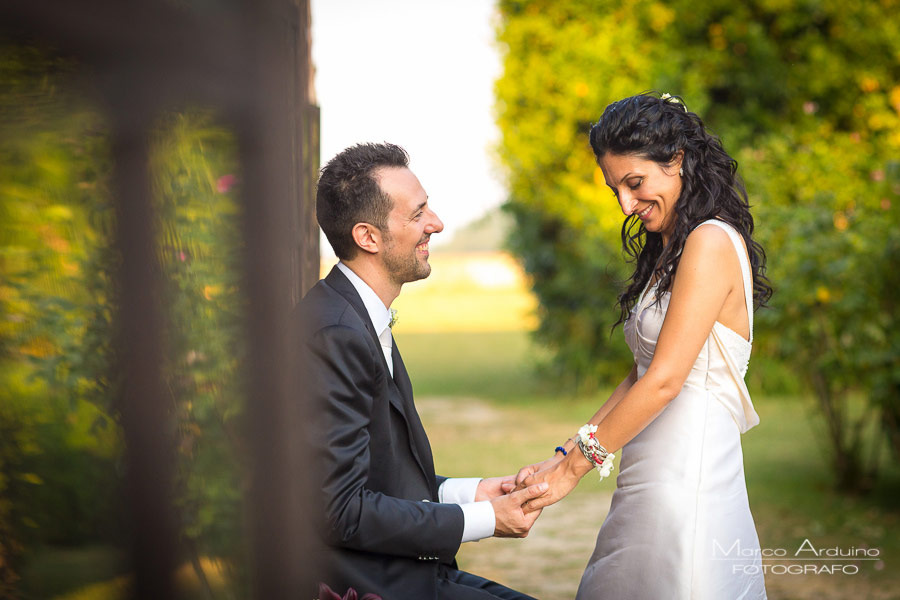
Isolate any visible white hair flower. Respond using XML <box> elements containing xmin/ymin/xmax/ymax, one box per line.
<box><xmin>660</xmin><ymin>93</ymin><xmax>688</xmax><ymax>111</ymax></box>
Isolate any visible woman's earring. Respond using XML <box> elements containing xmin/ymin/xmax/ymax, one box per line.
<box><xmin>679</xmin><ymin>167</ymin><xmax>684</xmax><ymax>176</ymax></box>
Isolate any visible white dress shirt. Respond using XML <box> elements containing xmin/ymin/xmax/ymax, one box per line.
<box><xmin>335</xmin><ymin>262</ymin><xmax>495</xmax><ymax>542</ymax></box>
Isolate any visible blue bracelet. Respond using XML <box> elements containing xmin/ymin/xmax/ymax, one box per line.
<box><xmin>555</xmin><ymin>446</ymin><xmax>567</xmax><ymax>456</ymax></box>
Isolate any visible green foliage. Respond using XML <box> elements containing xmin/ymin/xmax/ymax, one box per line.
<box><xmin>495</xmin><ymin>0</ymin><xmax>666</xmax><ymax>389</ymax></box>
<box><xmin>746</xmin><ymin>130</ymin><xmax>900</xmax><ymax>490</ymax></box>
<box><xmin>504</xmin><ymin>204</ymin><xmax>632</xmax><ymax>388</ymax></box>
<box><xmin>496</xmin><ymin>0</ymin><xmax>900</xmax><ymax>489</ymax></box>
<box><xmin>1</xmin><ymin>44</ymin><xmax>248</xmax><ymax>596</ymax></box>
<box><xmin>0</xmin><ymin>45</ymin><xmax>121</xmax><ymax>594</ymax></box>
<box><xmin>148</xmin><ymin>111</ymin><xmax>248</xmax><ymax>577</ymax></box>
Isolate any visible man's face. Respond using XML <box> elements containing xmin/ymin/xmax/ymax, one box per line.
<box><xmin>376</xmin><ymin>167</ymin><xmax>444</xmax><ymax>285</ymax></box>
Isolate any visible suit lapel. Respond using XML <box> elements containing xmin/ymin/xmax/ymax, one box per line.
<box><xmin>324</xmin><ymin>267</ymin><xmax>383</xmax><ymax>355</ymax></box>
<box><xmin>392</xmin><ymin>340</ymin><xmax>439</xmax><ymax>500</ymax></box>
<box><xmin>323</xmin><ymin>266</ymin><xmax>436</xmax><ymax>494</ymax></box>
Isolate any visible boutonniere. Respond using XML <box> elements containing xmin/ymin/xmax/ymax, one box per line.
<box><xmin>389</xmin><ymin>308</ymin><xmax>398</xmax><ymax>329</ymax></box>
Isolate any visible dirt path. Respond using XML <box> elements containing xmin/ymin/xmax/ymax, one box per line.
<box><xmin>455</xmin><ymin>493</ymin><xmax>610</xmax><ymax>599</ymax></box>
<box><xmin>417</xmin><ymin>395</ymin><xmax>898</xmax><ymax>600</ymax></box>
<box><xmin>418</xmin><ymin>396</ymin><xmax>613</xmax><ymax>599</ymax></box>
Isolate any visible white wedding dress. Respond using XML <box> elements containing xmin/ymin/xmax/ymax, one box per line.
<box><xmin>576</xmin><ymin>220</ymin><xmax>767</xmax><ymax>600</ymax></box>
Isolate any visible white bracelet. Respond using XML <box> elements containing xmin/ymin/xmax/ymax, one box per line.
<box><xmin>576</xmin><ymin>424</ymin><xmax>616</xmax><ymax>480</ymax></box>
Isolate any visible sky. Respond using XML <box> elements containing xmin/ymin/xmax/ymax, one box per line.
<box><xmin>310</xmin><ymin>0</ymin><xmax>504</xmax><ymax>252</ymax></box>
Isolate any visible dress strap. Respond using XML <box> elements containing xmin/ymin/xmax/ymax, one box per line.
<box><xmin>695</xmin><ymin>219</ymin><xmax>754</xmax><ymax>342</ymax></box>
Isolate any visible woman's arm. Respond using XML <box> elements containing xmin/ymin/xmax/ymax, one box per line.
<box><xmin>514</xmin><ymin>364</ymin><xmax>638</xmax><ymax>487</ymax></box>
<box><xmin>587</xmin><ymin>362</ymin><xmax>639</xmax><ymax>425</ymax></box>
<box><xmin>522</xmin><ymin>224</ymin><xmax>741</xmax><ymax>509</ymax></box>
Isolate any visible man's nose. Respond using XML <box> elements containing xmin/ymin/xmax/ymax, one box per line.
<box><xmin>426</xmin><ymin>210</ymin><xmax>444</xmax><ymax>234</ymax></box>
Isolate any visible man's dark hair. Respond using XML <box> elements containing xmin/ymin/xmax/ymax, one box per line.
<box><xmin>316</xmin><ymin>142</ymin><xmax>410</xmax><ymax>260</ymax></box>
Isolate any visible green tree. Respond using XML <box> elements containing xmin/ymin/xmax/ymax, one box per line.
<box><xmin>496</xmin><ymin>0</ymin><xmax>900</xmax><ymax>490</ymax></box>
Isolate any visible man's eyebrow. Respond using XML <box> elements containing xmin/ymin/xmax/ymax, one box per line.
<box><xmin>410</xmin><ymin>199</ymin><xmax>428</xmax><ymax>215</ymax></box>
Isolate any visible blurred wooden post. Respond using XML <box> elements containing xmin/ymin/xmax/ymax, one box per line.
<box><xmin>236</xmin><ymin>0</ymin><xmax>316</xmax><ymax>595</ymax></box>
<box><xmin>109</xmin><ymin>101</ymin><xmax>177</xmax><ymax>600</ymax></box>
<box><xmin>0</xmin><ymin>0</ymin><xmax>318</xmax><ymax>596</ymax></box>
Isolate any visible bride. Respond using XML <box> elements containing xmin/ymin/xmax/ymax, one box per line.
<box><xmin>516</xmin><ymin>92</ymin><xmax>772</xmax><ymax>599</ymax></box>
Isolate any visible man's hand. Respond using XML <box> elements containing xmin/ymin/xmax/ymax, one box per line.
<box><xmin>475</xmin><ymin>475</ymin><xmax>517</xmax><ymax>501</ymax></box>
<box><xmin>490</xmin><ymin>482</ymin><xmax>548</xmax><ymax>538</ymax></box>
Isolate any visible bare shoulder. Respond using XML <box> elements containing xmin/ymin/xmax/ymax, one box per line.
<box><xmin>686</xmin><ymin>221</ymin><xmax>733</xmax><ymax>247</ymax></box>
<box><xmin>680</xmin><ymin>222</ymin><xmax>736</xmax><ymax>268</ymax></box>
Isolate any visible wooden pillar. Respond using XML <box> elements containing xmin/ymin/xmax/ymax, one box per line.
<box><xmin>237</xmin><ymin>0</ymin><xmax>314</xmax><ymax>596</ymax></box>
<box><xmin>110</xmin><ymin>103</ymin><xmax>177</xmax><ymax>600</ymax></box>
<box><xmin>0</xmin><ymin>0</ymin><xmax>318</xmax><ymax>596</ymax></box>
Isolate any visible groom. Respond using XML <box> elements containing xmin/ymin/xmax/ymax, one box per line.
<box><xmin>298</xmin><ymin>143</ymin><xmax>546</xmax><ymax>599</ymax></box>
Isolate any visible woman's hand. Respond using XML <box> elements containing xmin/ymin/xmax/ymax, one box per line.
<box><xmin>519</xmin><ymin>453</ymin><xmax>593</xmax><ymax>513</ymax></box>
<box><xmin>514</xmin><ymin>454</ymin><xmax>565</xmax><ymax>489</ymax></box>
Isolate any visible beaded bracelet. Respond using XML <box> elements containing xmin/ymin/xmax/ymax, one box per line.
<box><xmin>554</xmin><ymin>446</ymin><xmax>567</xmax><ymax>456</ymax></box>
<box><xmin>576</xmin><ymin>424</ymin><xmax>616</xmax><ymax>480</ymax></box>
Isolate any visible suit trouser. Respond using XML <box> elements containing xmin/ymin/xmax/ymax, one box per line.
<box><xmin>437</xmin><ymin>565</ymin><xmax>538</xmax><ymax>600</ymax></box>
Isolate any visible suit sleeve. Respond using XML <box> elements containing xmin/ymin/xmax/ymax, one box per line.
<box><xmin>303</xmin><ymin>323</ymin><xmax>464</xmax><ymax>562</ymax></box>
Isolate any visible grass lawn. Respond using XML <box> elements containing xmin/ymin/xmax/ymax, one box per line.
<box><xmin>20</xmin><ymin>328</ymin><xmax>898</xmax><ymax>599</ymax></box>
<box><xmin>402</xmin><ymin>330</ymin><xmax>900</xmax><ymax>600</ymax></box>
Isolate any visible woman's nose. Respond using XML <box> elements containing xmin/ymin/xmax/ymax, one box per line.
<box><xmin>618</xmin><ymin>193</ymin><xmax>637</xmax><ymax>216</ymax></box>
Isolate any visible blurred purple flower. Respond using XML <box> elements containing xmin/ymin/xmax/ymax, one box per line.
<box><xmin>216</xmin><ymin>174</ymin><xmax>237</xmax><ymax>194</ymax></box>
<box><xmin>317</xmin><ymin>583</ymin><xmax>382</xmax><ymax>600</ymax></box>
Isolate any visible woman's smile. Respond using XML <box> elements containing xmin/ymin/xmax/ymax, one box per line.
<box><xmin>599</xmin><ymin>152</ymin><xmax>683</xmax><ymax>244</ymax></box>
<box><xmin>636</xmin><ymin>204</ymin><xmax>653</xmax><ymax>219</ymax></box>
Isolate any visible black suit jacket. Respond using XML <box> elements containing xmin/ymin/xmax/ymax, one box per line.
<box><xmin>299</xmin><ymin>266</ymin><xmax>465</xmax><ymax>598</ymax></box>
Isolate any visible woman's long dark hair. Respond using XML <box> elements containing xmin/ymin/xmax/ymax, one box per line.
<box><xmin>589</xmin><ymin>92</ymin><xmax>773</xmax><ymax>327</ymax></box>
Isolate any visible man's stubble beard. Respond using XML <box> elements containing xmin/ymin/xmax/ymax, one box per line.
<box><xmin>382</xmin><ymin>236</ymin><xmax>431</xmax><ymax>286</ymax></box>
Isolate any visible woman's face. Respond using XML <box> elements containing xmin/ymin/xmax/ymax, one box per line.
<box><xmin>599</xmin><ymin>152</ymin><xmax>683</xmax><ymax>244</ymax></box>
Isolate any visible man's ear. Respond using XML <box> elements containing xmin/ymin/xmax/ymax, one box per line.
<box><xmin>350</xmin><ymin>222</ymin><xmax>382</xmax><ymax>255</ymax></box>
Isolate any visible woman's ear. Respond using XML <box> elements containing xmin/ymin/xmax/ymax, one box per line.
<box><xmin>350</xmin><ymin>222</ymin><xmax>383</xmax><ymax>255</ymax></box>
<box><xmin>672</xmin><ymin>150</ymin><xmax>685</xmax><ymax>174</ymax></box>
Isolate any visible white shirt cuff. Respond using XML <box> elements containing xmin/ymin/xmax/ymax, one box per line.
<box><xmin>459</xmin><ymin>501</ymin><xmax>496</xmax><ymax>542</ymax></box>
<box><xmin>438</xmin><ymin>477</ymin><xmax>481</xmax><ymax>504</ymax></box>
<box><xmin>437</xmin><ymin>478</ymin><xmax>494</xmax><ymax>542</ymax></box>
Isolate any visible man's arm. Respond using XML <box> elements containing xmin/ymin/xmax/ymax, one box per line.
<box><xmin>439</xmin><ymin>476</ymin><xmax>543</xmax><ymax>542</ymax></box>
<box><xmin>306</xmin><ymin>321</ymin><xmax>547</xmax><ymax>554</ymax></box>
<box><xmin>305</xmin><ymin>323</ymin><xmax>463</xmax><ymax>562</ymax></box>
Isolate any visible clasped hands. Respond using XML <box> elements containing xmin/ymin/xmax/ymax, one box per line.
<box><xmin>479</xmin><ymin>451</ymin><xmax>588</xmax><ymax>538</ymax></box>
<box><xmin>515</xmin><ymin>450</ymin><xmax>589</xmax><ymax>509</ymax></box>
<box><xmin>476</xmin><ymin>475</ymin><xmax>546</xmax><ymax>538</ymax></box>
